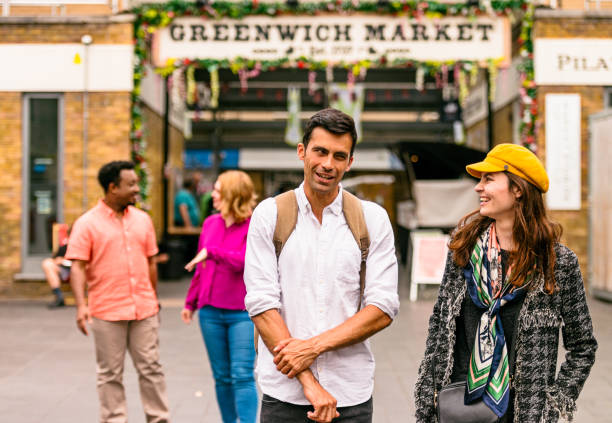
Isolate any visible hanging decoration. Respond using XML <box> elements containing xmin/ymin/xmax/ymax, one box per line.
<box><xmin>285</xmin><ymin>86</ymin><xmax>303</xmax><ymax>146</ymax></box>
<box><xmin>328</xmin><ymin>83</ymin><xmax>365</xmax><ymax>142</ymax></box>
<box><xmin>308</xmin><ymin>71</ymin><xmax>317</xmax><ymax>97</ymax></box>
<box><xmin>209</xmin><ymin>66</ymin><xmax>219</xmax><ymax>109</ymax></box>
<box><xmin>517</xmin><ymin>0</ymin><xmax>537</xmax><ymax>151</ymax></box>
<box><xmin>130</xmin><ymin>0</ymin><xmax>538</xmax><ymax>207</ymax></box>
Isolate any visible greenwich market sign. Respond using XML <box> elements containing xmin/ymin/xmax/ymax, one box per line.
<box><xmin>131</xmin><ymin>0</ymin><xmax>536</xmax><ymax>210</ymax></box>
<box><xmin>152</xmin><ymin>15</ymin><xmax>510</xmax><ymax>66</ymax></box>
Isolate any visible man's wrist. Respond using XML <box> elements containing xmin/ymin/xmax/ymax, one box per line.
<box><xmin>310</xmin><ymin>335</ymin><xmax>327</xmax><ymax>356</ymax></box>
<box><xmin>296</xmin><ymin>369</ymin><xmax>317</xmax><ymax>387</ymax></box>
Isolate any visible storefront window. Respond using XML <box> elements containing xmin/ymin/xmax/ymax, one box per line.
<box><xmin>24</xmin><ymin>95</ymin><xmax>62</xmax><ymax>256</ymax></box>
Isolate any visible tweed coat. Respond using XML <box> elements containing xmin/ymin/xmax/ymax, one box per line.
<box><xmin>414</xmin><ymin>244</ymin><xmax>597</xmax><ymax>422</ymax></box>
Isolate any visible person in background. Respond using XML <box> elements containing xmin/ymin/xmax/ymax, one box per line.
<box><xmin>174</xmin><ymin>176</ymin><xmax>200</xmax><ymax>228</ymax></box>
<box><xmin>181</xmin><ymin>170</ymin><xmax>258</xmax><ymax>423</ymax></box>
<box><xmin>66</xmin><ymin>160</ymin><xmax>170</xmax><ymax>423</ymax></box>
<box><xmin>41</xmin><ymin>240</ymin><xmax>71</xmax><ymax>308</ymax></box>
<box><xmin>414</xmin><ymin>144</ymin><xmax>597</xmax><ymax>422</ymax></box>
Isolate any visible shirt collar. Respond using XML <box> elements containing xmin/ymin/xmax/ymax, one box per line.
<box><xmin>97</xmin><ymin>199</ymin><xmax>130</xmax><ymax>218</ymax></box>
<box><xmin>296</xmin><ymin>183</ymin><xmax>343</xmax><ymax>216</ymax></box>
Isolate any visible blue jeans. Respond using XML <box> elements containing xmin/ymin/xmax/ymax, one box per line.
<box><xmin>198</xmin><ymin>306</ymin><xmax>258</xmax><ymax>423</ymax></box>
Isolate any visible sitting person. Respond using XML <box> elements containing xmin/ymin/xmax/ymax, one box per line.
<box><xmin>174</xmin><ymin>177</ymin><xmax>200</xmax><ymax>228</ymax></box>
<box><xmin>41</xmin><ymin>243</ymin><xmax>72</xmax><ymax>308</ymax></box>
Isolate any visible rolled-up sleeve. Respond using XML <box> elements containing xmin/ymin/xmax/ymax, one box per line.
<box><xmin>244</xmin><ymin>198</ymin><xmax>282</xmax><ymax>317</ymax></box>
<box><xmin>362</xmin><ymin>202</ymin><xmax>400</xmax><ymax>319</ymax></box>
<box><xmin>65</xmin><ymin>216</ymin><xmax>92</xmax><ymax>262</ymax></box>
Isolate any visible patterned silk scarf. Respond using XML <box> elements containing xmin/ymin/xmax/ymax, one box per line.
<box><xmin>463</xmin><ymin>223</ymin><xmax>527</xmax><ymax>418</ymax></box>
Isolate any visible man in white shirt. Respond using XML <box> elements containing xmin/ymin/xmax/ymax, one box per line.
<box><xmin>244</xmin><ymin>108</ymin><xmax>399</xmax><ymax>423</ymax></box>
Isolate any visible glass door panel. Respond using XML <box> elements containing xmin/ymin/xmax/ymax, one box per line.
<box><xmin>26</xmin><ymin>97</ymin><xmax>60</xmax><ymax>255</ymax></box>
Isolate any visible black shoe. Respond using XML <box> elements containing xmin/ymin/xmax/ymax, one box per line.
<box><xmin>47</xmin><ymin>298</ymin><xmax>65</xmax><ymax>309</ymax></box>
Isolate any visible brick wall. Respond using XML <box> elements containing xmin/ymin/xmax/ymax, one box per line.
<box><xmin>0</xmin><ymin>21</ymin><xmax>132</xmax><ymax>44</ymax></box>
<box><xmin>0</xmin><ymin>93</ymin><xmax>22</xmax><ymax>290</ymax></box>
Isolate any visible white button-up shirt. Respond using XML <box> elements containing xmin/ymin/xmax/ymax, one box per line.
<box><xmin>244</xmin><ymin>184</ymin><xmax>399</xmax><ymax>406</ymax></box>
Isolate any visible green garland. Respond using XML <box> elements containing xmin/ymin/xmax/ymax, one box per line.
<box><xmin>131</xmin><ymin>0</ymin><xmax>537</xmax><ymax>208</ymax></box>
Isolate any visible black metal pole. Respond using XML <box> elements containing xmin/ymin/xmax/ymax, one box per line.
<box><xmin>162</xmin><ymin>76</ymin><xmax>170</xmax><ymax>240</ymax></box>
<box><xmin>211</xmin><ymin>110</ymin><xmax>222</xmax><ymax>177</ymax></box>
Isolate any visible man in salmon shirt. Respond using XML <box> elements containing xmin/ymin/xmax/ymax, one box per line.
<box><xmin>66</xmin><ymin>161</ymin><xmax>170</xmax><ymax>423</ymax></box>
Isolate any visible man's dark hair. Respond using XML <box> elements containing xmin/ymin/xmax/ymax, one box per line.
<box><xmin>302</xmin><ymin>108</ymin><xmax>358</xmax><ymax>156</ymax></box>
<box><xmin>98</xmin><ymin>161</ymin><xmax>135</xmax><ymax>193</ymax></box>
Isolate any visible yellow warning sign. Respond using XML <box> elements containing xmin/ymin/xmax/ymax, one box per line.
<box><xmin>73</xmin><ymin>53</ymin><xmax>81</xmax><ymax>64</ymax></box>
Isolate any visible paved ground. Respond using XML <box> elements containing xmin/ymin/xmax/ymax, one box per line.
<box><xmin>1</xmin><ymin>275</ymin><xmax>611</xmax><ymax>423</ymax></box>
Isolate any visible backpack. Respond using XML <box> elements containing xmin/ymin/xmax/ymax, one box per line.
<box><xmin>253</xmin><ymin>189</ymin><xmax>370</xmax><ymax>353</ymax></box>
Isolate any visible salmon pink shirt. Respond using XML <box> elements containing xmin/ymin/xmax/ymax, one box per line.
<box><xmin>66</xmin><ymin>200</ymin><xmax>159</xmax><ymax>321</ymax></box>
<box><xmin>185</xmin><ymin>214</ymin><xmax>250</xmax><ymax>311</ymax></box>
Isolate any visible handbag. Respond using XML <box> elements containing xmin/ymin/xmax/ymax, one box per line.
<box><xmin>435</xmin><ymin>381</ymin><xmax>499</xmax><ymax>423</ymax></box>
<box><xmin>432</xmin><ymin>318</ymin><xmax>519</xmax><ymax>423</ymax></box>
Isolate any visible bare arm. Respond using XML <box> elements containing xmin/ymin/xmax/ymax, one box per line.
<box><xmin>69</xmin><ymin>259</ymin><xmax>91</xmax><ymax>335</ymax></box>
<box><xmin>148</xmin><ymin>256</ymin><xmax>158</xmax><ymax>293</ymax></box>
<box><xmin>179</xmin><ymin>204</ymin><xmax>193</xmax><ymax>227</ymax></box>
<box><xmin>252</xmin><ymin>309</ymin><xmax>340</xmax><ymax>423</ymax></box>
<box><xmin>185</xmin><ymin>248</ymin><xmax>207</xmax><ymax>272</ymax></box>
<box><xmin>274</xmin><ymin>305</ymin><xmax>392</xmax><ymax>378</ymax></box>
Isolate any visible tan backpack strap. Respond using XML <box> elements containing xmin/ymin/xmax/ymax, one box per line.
<box><xmin>341</xmin><ymin>190</ymin><xmax>370</xmax><ymax>308</ymax></box>
<box><xmin>273</xmin><ymin>190</ymin><xmax>298</xmax><ymax>260</ymax></box>
<box><xmin>255</xmin><ymin>190</ymin><xmax>298</xmax><ymax>354</ymax></box>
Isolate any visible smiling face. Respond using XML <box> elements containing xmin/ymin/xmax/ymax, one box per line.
<box><xmin>475</xmin><ymin>172</ymin><xmax>520</xmax><ymax>222</ymax></box>
<box><xmin>211</xmin><ymin>180</ymin><xmax>222</xmax><ymax>211</ymax></box>
<box><xmin>111</xmin><ymin>169</ymin><xmax>140</xmax><ymax>209</ymax></box>
<box><xmin>298</xmin><ymin>127</ymin><xmax>354</xmax><ymax>201</ymax></box>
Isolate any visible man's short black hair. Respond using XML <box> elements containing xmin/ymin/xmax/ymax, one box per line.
<box><xmin>302</xmin><ymin>108</ymin><xmax>358</xmax><ymax>156</ymax></box>
<box><xmin>98</xmin><ymin>161</ymin><xmax>135</xmax><ymax>193</ymax></box>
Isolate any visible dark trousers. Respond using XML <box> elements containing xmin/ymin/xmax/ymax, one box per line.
<box><xmin>260</xmin><ymin>394</ymin><xmax>373</xmax><ymax>423</ymax></box>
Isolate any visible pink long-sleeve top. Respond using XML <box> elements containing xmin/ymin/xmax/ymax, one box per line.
<box><xmin>184</xmin><ymin>214</ymin><xmax>250</xmax><ymax>311</ymax></box>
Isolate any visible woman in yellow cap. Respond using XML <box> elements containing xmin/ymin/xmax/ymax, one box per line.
<box><xmin>414</xmin><ymin>144</ymin><xmax>597</xmax><ymax>422</ymax></box>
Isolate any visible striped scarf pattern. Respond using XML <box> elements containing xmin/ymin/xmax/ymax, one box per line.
<box><xmin>464</xmin><ymin>223</ymin><xmax>526</xmax><ymax>418</ymax></box>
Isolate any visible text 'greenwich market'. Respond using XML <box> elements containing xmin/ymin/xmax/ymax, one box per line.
<box><xmin>169</xmin><ymin>22</ymin><xmax>497</xmax><ymax>43</ymax></box>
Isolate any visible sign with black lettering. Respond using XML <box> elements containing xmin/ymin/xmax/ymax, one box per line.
<box><xmin>152</xmin><ymin>15</ymin><xmax>510</xmax><ymax>66</ymax></box>
<box><xmin>535</xmin><ymin>39</ymin><xmax>612</xmax><ymax>85</ymax></box>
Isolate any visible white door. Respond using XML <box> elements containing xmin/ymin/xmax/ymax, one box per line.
<box><xmin>589</xmin><ymin>110</ymin><xmax>612</xmax><ymax>301</ymax></box>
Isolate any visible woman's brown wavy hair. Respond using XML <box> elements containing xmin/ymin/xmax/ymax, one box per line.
<box><xmin>449</xmin><ymin>172</ymin><xmax>562</xmax><ymax>294</ymax></box>
<box><xmin>217</xmin><ymin>170</ymin><xmax>257</xmax><ymax>223</ymax></box>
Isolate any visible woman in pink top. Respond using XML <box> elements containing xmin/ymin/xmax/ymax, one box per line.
<box><xmin>181</xmin><ymin>170</ymin><xmax>258</xmax><ymax>423</ymax></box>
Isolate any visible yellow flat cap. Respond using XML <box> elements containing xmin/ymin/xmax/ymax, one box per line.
<box><xmin>466</xmin><ymin>143</ymin><xmax>549</xmax><ymax>193</ymax></box>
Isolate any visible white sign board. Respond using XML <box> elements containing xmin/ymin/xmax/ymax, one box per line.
<box><xmin>545</xmin><ymin>94</ymin><xmax>581</xmax><ymax>210</ymax></box>
<box><xmin>409</xmin><ymin>231</ymin><xmax>449</xmax><ymax>301</ymax></box>
<box><xmin>535</xmin><ymin>39</ymin><xmax>612</xmax><ymax>86</ymax></box>
<box><xmin>413</xmin><ymin>179</ymin><xmax>479</xmax><ymax>227</ymax></box>
<box><xmin>0</xmin><ymin>44</ymin><xmax>133</xmax><ymax>92</ymax></box>
<box><xmin>463</xmin><ymin>82</ymin><xmax>488</xmax><ymax>128</ymax></box>
<box><xmin>154</xmin><ymin>15</ymin><xmax>510</xmax><ymax>66</ymax></box>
